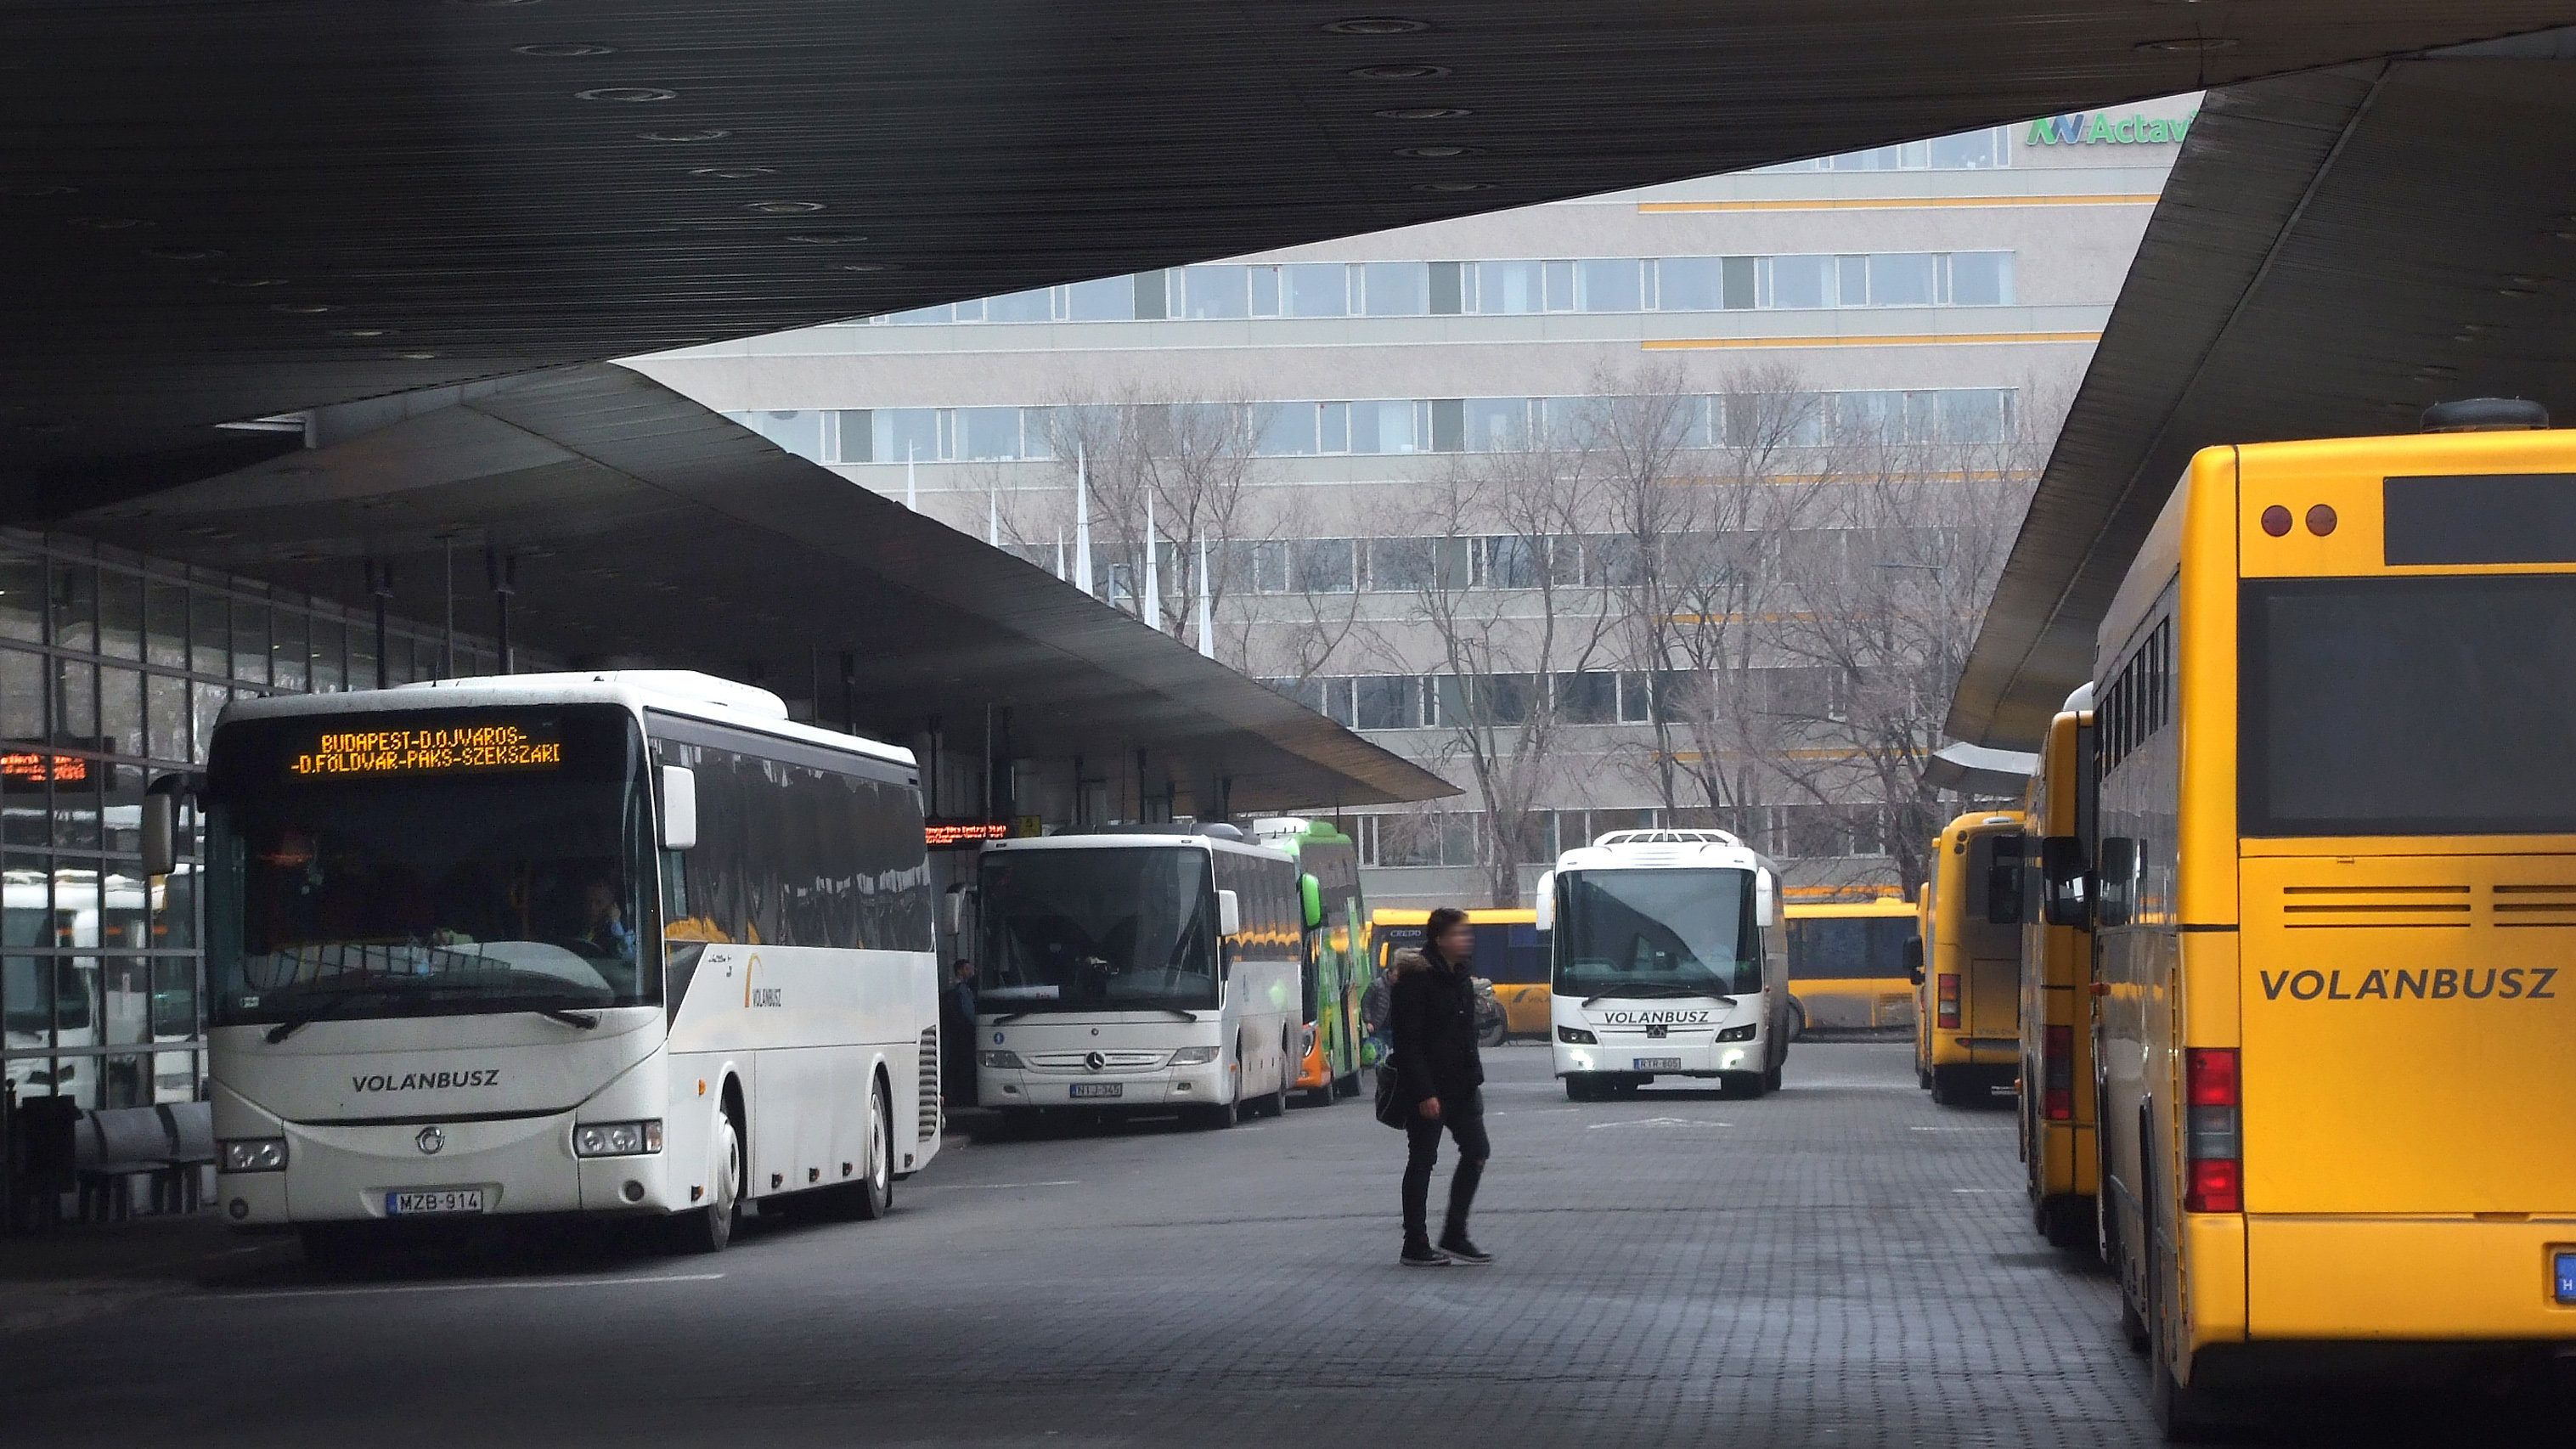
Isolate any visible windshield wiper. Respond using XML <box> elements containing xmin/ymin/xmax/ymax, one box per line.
<box><xmin>261</xmin><ymin>989</ymin><xmax>404</xmax><ymax>1044</ymax></box>
<box><xmin>534</xmin><ymin>1008</ymin><xmax>600</xmax><ymax>1029</ymax></box>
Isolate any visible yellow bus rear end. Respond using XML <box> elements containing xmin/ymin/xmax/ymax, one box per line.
<box><xmin>2083</xmin><ymin>409</ymin><xmax>2576</xmax><ymax>1434</ymax></box>
<box><xmin>1924</xmin><ymin>809</ymin><xmax>2026</xmax><ymax>1106</ymax></box>
<box><xmin>2020</xmin><ymin>695</ymin><xmax>2097</xmax><ymax>1251</ymax></box>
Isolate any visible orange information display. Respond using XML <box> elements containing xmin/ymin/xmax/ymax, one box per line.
<box><xmin>288</xmin><ymin>723</ymin><xmax>564</xmax><ymax>777</ymax></box>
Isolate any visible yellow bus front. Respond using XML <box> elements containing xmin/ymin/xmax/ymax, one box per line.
<box><xmin>2124</xmin><ymin>423</ymin><xmax>2576</xmax><ymax>1418</ymax></box>
<box><xmin>1925</xmin><ymin>809</ymin><xmax>2026</xmax><ymax>1106</ymax></box>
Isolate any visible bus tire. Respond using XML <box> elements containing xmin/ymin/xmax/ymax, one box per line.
<box><xmin>1564</xmin><ymin>1074</ymin><xmax>1600</xmax><ymax>1102</ymax></box>
<box><xmin>1477</xmin><ymin>1017</ymin><xmax>1507</xmax><ymax>1049</ymax></box>
<box><xmin>2036</xmin><ymin>1193</ymin><xmax>2092</xmax><ymax>1251</ymax></box>
<box><xmin>830</xmin><ymin>1079</ymin><xmax>893</xmax><ymax>1221</ymax></box>
<box><xmin>1334</xmin><ymin>1068</ymin><xmax>1361</xmax><ymax>1099</ymax></box>
<box><xmin>1930</xmin><ymin>1065</ymin><xmax>1974</xmax><ymax>1106</ymax></box>
<box><xmin>1192</xmin><ymin>1097</ymin><xmax>1239</xmax><ymax>1130</ymax></box>
<box><xmin>674</xmin><ymin>1103</ymin><xmax>743</xmax><ymax>1254</ymax></box>
<box><xmin>2147</xmin><ymin>1189</ymin><xmax>2236</xmax><ymax>1441</ymax></box>
<box><xmin>1917</xmin><ymin>1064</ymin><xmax>1933</xmax><ymax>1091</ymax></box>
<box><xmin>1762</xmin><ymin>1059</ymin><xmax>1784</xmax><ymax>1093</ymax></box>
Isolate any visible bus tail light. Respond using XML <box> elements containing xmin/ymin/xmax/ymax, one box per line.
<box><xmin>1936</xmin><ymin>973</ymin><xmax>1959</xmax><ymax>1029</ymax></box>
<box><xmin>2042</xmin><ymin>1025</ymin><xmax>2074</xmax><ymax>1121</ymax></box>
<box><xmin>2182</xmin><ymin>1047</ymin><xmax>2242</xmax><ymax>1213</ymax></box>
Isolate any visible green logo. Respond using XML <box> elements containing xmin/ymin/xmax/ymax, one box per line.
<box><xmin>2024</xmin><ymin>110</ymin><xmax>2196</xmax><ymax>146</ymax></box>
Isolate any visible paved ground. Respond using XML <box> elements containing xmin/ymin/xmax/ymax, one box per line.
<box><xmin>1</xmin><ymin>1042</ymin><xmax>2565</xmax><ymax>1446</ymax></box>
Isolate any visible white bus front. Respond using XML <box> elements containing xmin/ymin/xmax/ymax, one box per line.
<box><xmin>1542</xmin><ymin>853</ymin><xmax>1784</xmax><ymax>1100</ymax></box>
<box><xmin>971</xmin><ymin>841</ymin><xmax>1254</xmax><ymax>1130</ymax></box>
<box><xmin>197</xmin><ymin>702</ymin><xmax>690</xmax><ymax>1238</ymax></box>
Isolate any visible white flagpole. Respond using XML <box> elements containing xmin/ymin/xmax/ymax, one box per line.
<box><xmin>1142</xmin><ymin>492</ymin><xmax>1164</xmax><ymax>631</ymax></box>
<box><xmin>1073</xmin><ymin>446</ymin><xmax>1095</xmax><ymax>595</ymax></box>
<box><xmin>986</xmin><ymin>487</ymin><xmax>1000</xmax><ymax>546</ymax></box>
<box><xmin>905</xmin><ymin>444</ymin><xmax>918</xmax><ymax>511</ymax></box>
<box><xmin>1195</xmin><ymin>536</ymin><xmax>1216</xmax><ymax>658</ymax></box>
<box><xmin>1054</xmin><ymin>528</ymin><xmax>1065</xmax><ymax>580</ymax></box>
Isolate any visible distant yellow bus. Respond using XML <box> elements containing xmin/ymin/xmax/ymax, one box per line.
<box><xmin>1370</xmin><ymin>907</ymin><xmax>1547</xmax><ymax>1039</ymax></box>
<box><xmin>1915</xmin><ymin>809</ymin><xmax>2026</xmax><ymax>1106</ymax></box>
<box><xmin>2019</xmin><ymin>692</ymin><xmax>2096</xmax><ymax>1251</ymax></box>
<box><xmin>2069</xmin><ymin>409</ymin><xmax>2576</xmax><ymax>1433</ymax></box>
<box><xmin>1784</xmin><ymin>894</ymin><xmax>1917</xmax><ymax>1034</ymax></box>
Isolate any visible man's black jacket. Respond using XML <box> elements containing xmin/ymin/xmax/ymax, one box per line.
<box><xmin>1389</xmin><ymin>947</ymin><xmax>1485</xmax><ymax>1107</ymax></box>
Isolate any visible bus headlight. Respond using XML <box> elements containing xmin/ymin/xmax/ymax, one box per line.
<box><xmin>978</xmin><ymin>1050</ymin><xmax>1025</xmax><ymax>1068</ymax></box>
<box><xmin>1169</xmin><ymin>1046</ymin><xmax>1220</xmax><ymax>1066</ymax></box>
<box><xmin>1558</xmin><ymin>1026</ymin><xmax>1597</xmax><ymax>1045</ymax></box>
<box><xmin>1716</xmin><ymin>1023</ymin><xmax>1757</xmax><ymax>1043</ymax></box>
<box><xmin>221</xmin><ymin>1138</ymin><xmax>289</xmax><ymax>1173</ymax></box>
<box><xmin>573</xmin><ymin>1120</ymin><xmax>663</xmax><ymax>1157</ymax></box>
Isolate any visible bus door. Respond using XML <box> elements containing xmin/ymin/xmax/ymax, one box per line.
<box><xmin>1964</xmin><ymin>832</ymin><xmax>2026</xmax><ymax>1052</ymax></box>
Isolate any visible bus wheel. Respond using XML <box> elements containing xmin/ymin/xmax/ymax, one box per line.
<box><xmin>1762</xmin><ymin>1060</ymin><xmax>1784</xmax><ymax>1094</ymax></box>
<box><xmin>1334</xmin><ymin>1068</ymin><xmax>1361</xmax><ymax>1099</ymax></box>
<box><xmin>831</xmin><ymin>1082</ymin><xmax>893</xmax><ymax>1221</ymax></box>
<box><xmin>1918</xmin><ymin>1064</ymin><xmax>1933</xmax><ymax>1091</ymax></box>
<box><xmin>1930</xmin><ymin>1066</ymin><xmax>1973</xmax><ymax>1106</ymax></box>
<box><xmin>1477</xmin><ymin>1017</ymin><xmax>1507</xmax><ymax>1049</ymax></box>
<box><xmin>674</xmin><ymin>1108</ymin><xmax>742</xmax><ymax>1254</ymax></box>
<box><xmin>2148</xmin><ymin>1195</ymin><xmax>2236</xmax><ymax>1440</ymax></box>
<box><xmin>1192</xmin><ymin>1097</ymin><xmax>1239</xmax><ymax>1130</ymax></box>
<box><xmin>2036</xmin><ymin>1194</ymin><xmax>2092</xmax><ymax>1251</ymax></box>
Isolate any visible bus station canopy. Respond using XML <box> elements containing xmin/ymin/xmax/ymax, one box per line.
<box><xmin>61</xmin><ymin>363</ymin><xmax>1459</xmax><ymax>814</ymax></box>
<box><xmin>1947</xmin><ymin>33</ymin><xmax>2576</xmax><ymax>749</ymax></box>
<box><xmin>11</xmin><ymin>2</ymin><xmax>2575</xmax><ymax>522</ymax></box>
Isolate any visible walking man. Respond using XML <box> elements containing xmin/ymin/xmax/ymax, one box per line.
<box><xmin>1389</xmin><ymin>906</ymin><xmax>1492</xmax><ymax>1266</ymax></box>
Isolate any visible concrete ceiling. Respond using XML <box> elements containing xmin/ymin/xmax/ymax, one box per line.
<box><xmin>1948</xmin><ymin>36</ymin><xmax>2576</xmax><ymax>748</ymax></box>
<box><xmin>63</xmin><ymin>363</ymin><xmax>1459</xmax><ymax>812</ymax></box>
<box><xmin>11</xmin><ymin>2</ymin><xmax>2576</xmax><ymax>519</ymax></box>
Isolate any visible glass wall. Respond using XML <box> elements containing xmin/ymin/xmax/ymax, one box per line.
<box><xmin>1</xmin><ymin>530</ymin><xmax>509</xmax><ymax>1113</ymax></box>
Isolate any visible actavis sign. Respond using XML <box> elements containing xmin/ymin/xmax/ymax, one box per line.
<box><xmin>2025</xmin><ymin>110</ymin><xmax>2196</xmax><ymax>146</ymax></box>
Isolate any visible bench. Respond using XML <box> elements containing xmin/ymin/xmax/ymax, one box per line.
<box><xmin>73</xmin><ymin>1102</ymin><xmax>217</xmax><ymax>1221</ymax></box>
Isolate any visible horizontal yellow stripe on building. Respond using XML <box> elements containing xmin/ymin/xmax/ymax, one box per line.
<box><xmin>1637</xmin><ymin>194</ymin><xmax>2160</xmax><ymax>213</ymax></box>
<box><xmin>1643</xmin><ymin>330</ymin><xmax>2100</xmax><ymax>352</ymax></box>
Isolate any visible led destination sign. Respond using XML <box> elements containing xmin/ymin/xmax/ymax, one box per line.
<box><xmin>289</xmin><ymin>723</ymin><xmax>564</xmax><ymax>778</ymax></box>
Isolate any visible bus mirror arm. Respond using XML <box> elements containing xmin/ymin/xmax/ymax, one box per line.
<box><xmin>141</xmin><ymin>772</ymin><xmax>200</xmax><ymax>877</ymax></box>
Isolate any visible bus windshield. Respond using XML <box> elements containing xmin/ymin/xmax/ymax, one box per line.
<box><xmin>203</xmin><ymin>705</ymin><xmax>658</xmax><ymax>1027</ymax></box>
<box><xmin>1553</xmin><ymin>868</ymin><xmax>1756</xmax><ymax>999</ymax></box>
<box><xmin>1787</xmin><ymin>916</ymin><xmax>1914</xmax><ymax>980</ymax></box>
<box><xmin>977</xmin><ymin>847</ymin><xmax>1216</xmax><ymax>1013</ymax></box>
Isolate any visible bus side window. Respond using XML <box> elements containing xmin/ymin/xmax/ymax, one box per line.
<box><xmin>2039</xmin><ymin>837</ymin><xmax>2091</xmax><ymax>927</ymax></box>
<box><xmin>2094</xmin><ymin>837</ymin><xmax>2139</xmax><ymax>928</ymax></box>
<box><xmin>1984</xmin><ymin>837</ymin><xmax>2026</xmax><ymax>925</ymax></box>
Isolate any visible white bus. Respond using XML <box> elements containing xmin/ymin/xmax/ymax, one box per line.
<box><xmin>1536</xmin><ymin>829</ymin><xmax>1791</xmax><ymax>1101</ymax></box>
<box><xmin>162</xmin><ymin>670</ymin><xmax>944</xmax><ymax>1259</ymax></box>
<box><xmin>967</xmin><ymin>827</ymin><xmax>1305</xmax><ymax>1130</ymax></box>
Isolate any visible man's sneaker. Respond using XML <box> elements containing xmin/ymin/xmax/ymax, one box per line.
<box><xmin>1400</xmin><ymin>1242</ymin><xmax>1454</xmax><ymax>1267</ymax></box>
<box><xmin>1438</xmin><ymin>1236</ymin><xmax>1494</xmax><ymax>1266</ymax></box>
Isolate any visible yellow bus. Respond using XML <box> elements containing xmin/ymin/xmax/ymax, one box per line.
<box><xmin>1369</xmin><ymin>907</ymin><xmax>1546</xmax><ymax>1040</ymax></box>
<box><xmin>1784</xmin><ymin>893</ymin><xmax>1917</xmax><ymax>1034</ymax></box>
<box><xmin>2019</xmin><ymin>690</ymin><xmax>2097</xmax><ymax>1251</ymax></box>
<box><xmin>2070</xmin><ymin>404</ymin><xmax>2576</xmax><ymax>1434</ymax></box>
<box><xmin>1915</xmin><ymin>809</ymin><xmax>2026</xmax><ymax>1106</ymax></box>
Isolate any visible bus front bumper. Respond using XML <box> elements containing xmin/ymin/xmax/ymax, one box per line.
<box><xmin>978</xmin><ymin>1062</ymin><xmax>1231</xmax><ymax>1110</ymax></box>
<box><xmin>217</xmin><ymin>1108</ymin><xmax>676</xmax><ymax>1226</ymax></box>
<box><xmin>1553</xmin><ymin>1035</ymin><xmax>1762</xmax><ymax>1079</ymax></box>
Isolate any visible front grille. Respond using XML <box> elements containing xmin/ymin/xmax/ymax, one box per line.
<box><xmin>1023</xmin><ymin>1049</ymin><xmax>1169</xmax><ymax>1073</ymax></box>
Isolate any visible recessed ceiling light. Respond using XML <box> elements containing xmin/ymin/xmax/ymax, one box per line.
<box><xmin>269</xmin><ymin>302</ymin><xmax>338</xmax><ymax>314</ymax></box>
<box><xmin>833</xmin><ymin>261</ymin><xmax>899</xmax><ymax>272</ymax></box>
<box><xmin>2136</xmin><ymin>36</ymin><xmax>2236</xmax><ymax>53</ymax></box>
<box><xmin>2545</xmin><ymin>229</ymin><xmax>2576</xmax><ymax>243</ymax></box>
<box><xmin>390</xmin><ymin>350</ymin><xmax>442</xmax><ymax>360</ymax></box>
<box><xmin>690</xmin><ymin>166</ymin><xmax>776</xmax><ymax>179</ymax></box>
<box><xmin>576</xmin><ymin>87</ymin><xmax>676</xmax><ymax>103</ymax></box>
<box><xmin>746</xmin><ymin>200</ymin><xmax>826</xmax><ymax>214</ymax></box>
<box><xmin>2505</xmin><ymin>274</ymin><xmax>2548</xmax><ymax>288</ymax></box>
<box><xmin>448</xmin><ymin>0</ymin><xmax>543</xmax><ymax>8</ymax></box>
<box><xmin>71</xmin><ymin>216</ymin><xmax>150</xmax><ymax>230</ymax></box>
<box><xmin>1375</xmin><ymin>106</ymin><xmax>1470</xmax><ymax>120</ymax></box>
<box><xmin>1395</xmin><ymin>144</ymin><xmax>1483</xmax><ymax>159</ymax></box>
<box><xmin>144</xmin><ymin>244</ymin><xmax>224</xmax><ymax>260</ymax></box>
<box><xmin>210</xmin><ymin>276</ymin><xmax>288</xmax><ymax>288</ymax></box>
<box><xmin>1412</xmin><ymin>180</ymin><xmax>1491</xmax><ymax>192</ymax></box>
<box><xmin>0</xmin><ymin>182</ymin><xmax>77</xmax><ymax>197</ymax></box>
<box><xmin>331</xmin><ymin>327</ymin><xmax>392</xmax><ymax>338</ymax></box>
<box><xmin>1349</xmin><ymin>63</ymin><xmax>1450</xmax><ymax>80</ymax></box>
<box><xmin>2500</xmin><ymin>285</ymin><xmax>2541</xmax><ymax>297</ymax></box>
<box><xmin>787</xmin><ymin>231</ymin><xmax>869</xmax><ymax>245</ymax></box>
<box><xmin>514</xmin><ymin>42</ymin><xmax>615</xmax><ymax>56</ymax></box>
<box><xmin>1324</xmin><ymin>18</ymin><xmax>1431</xmax><ymax>35</ymax></box>
<box><xmin>640</xmin><ymin>128</ymin><xmax>730</xmax><ymax>143</ymax></box>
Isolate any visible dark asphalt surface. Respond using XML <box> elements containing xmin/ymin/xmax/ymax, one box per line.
<box><xmin>3</xmin><ymin>1042</ymin><xmax>2567</xmax><ymax>1447</ymax></box>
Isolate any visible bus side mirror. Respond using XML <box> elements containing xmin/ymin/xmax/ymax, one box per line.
<box><xmin>1904</xmin><ymin>938</ymin><xmax>1925</xmax><ymax>987</ymax></box>
<box><xmin>2095</xmin><ymin>837</ymin><xmax>2139</xmax><ymax>929</ymax></box>
<box><xmin>2040</xmin><ymin>836</ymin><xmax>2093</xmax><ymax>928</ymax></box>
<box><xmin>1216</xmin><ymin>888</ymin><xmax>1242</xmax><ymax>939</ymax></box>
<box><xmin>944</xmin><ymin>883</ymin><xmax>971</xmax><ymax>937</ymax></box>
<box><xmin>1754</xmin><ymin>869</ymin><xmax>1778</xmax><ymax>928</ymax></box>
<box><xmin>1531</xmin><ymin>870</ymin><xmax>1555</xmax><ymax>933</ymax></box>
<box><xmin>658</xmin><ymin>765</ymin><xmax>697</xmax><ymax>851</ymax></box>
<box><xmin>142</xmin><ymin>774</ymin><xmax>189</xmax><ymax>877</ymax></box>
<box><xmin>1984</xmin><ymin>837</ymin><xmax>2026</xmax><ymax>925</ymax></box>
<box><xmin>1299</xmin><ymin>874</ymin><xmax>1323</xmax><ymax>933</ymax></box>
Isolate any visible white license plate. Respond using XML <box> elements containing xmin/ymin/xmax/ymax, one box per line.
<box><xmin>387</xmin><ymin>1188</ymin><xmax>485</xmax><ymax>1215</ymax></box>
<box><xmin>1068</xmin><ymin>1083</ymin><xmax>1124</xmax><ymax>1099</ymax></box>
<box><xmin>1632</xmin><ymin>1057</ymin><xmax>1683</xmax><ymax>1071</ymax></box>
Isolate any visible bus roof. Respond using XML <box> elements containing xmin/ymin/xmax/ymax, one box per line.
<box><xmin>1553</xmin><ymin>830</ymin><xmax>1772</xmax><ymax>876</ymax></box>
<box><xmin>1785</xmin><ymin>896</ymin><xmax>1918</xmax><ymax>920</ymax></box>
<box><xmin>217</xmin><ymin>670</ymin><xmax>917</xmax><ymax>770</ymax></box>
<box><xmin>1936</xmin><ymin>809</ymin><xmax>2026</xmax><ymax>848</ymax></box>
<box><xmin>979</xmin><ymin>832</ymin><xmax>1291</xmax><ymax>864</ymax></box>
<box><xmin>1370</xmin><ymin>907</ymin><xmax>1536</xmax><ymax>927</ymax></box>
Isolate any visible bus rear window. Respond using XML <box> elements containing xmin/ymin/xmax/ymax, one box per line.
<box><xmin>2241</xmin><ymin>576</ymin><xmax>2576</xmax><ymax>835</ymax></box>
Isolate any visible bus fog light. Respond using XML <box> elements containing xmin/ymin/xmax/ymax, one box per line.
<box><xmin>221</xmin><ymin>1137</ymin><xmax>288</xmax><ymax>1173</ymax></box>
<box><xmin>621</xmin><ymin>1180</ymin><xmax>646</xmax><ymax>1204</ymax></box>
<box><xmin>1168</xmin><ymin>1046</ymin><xmax>1220</xmax><ymax>1066</ymax></box>
<box><xmin>978</xmin><ymin>1050</ymin><xmax>1024</xmax><ymax>1068</ymax></box>
<box><xmin>1716</xmin><ymin>1024</ymin><xmax>1756</xmax><ymax>1043</ymax></box>
<box><xmin>1557</xmin><ymin>1026</ymin><xmax>1596</xmax><ymax>1045</ymax></box>
<box><xmin>573</xmin><ymin>1120</ymin><xmax>662</xmax><ymax>1158</ymax></box>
